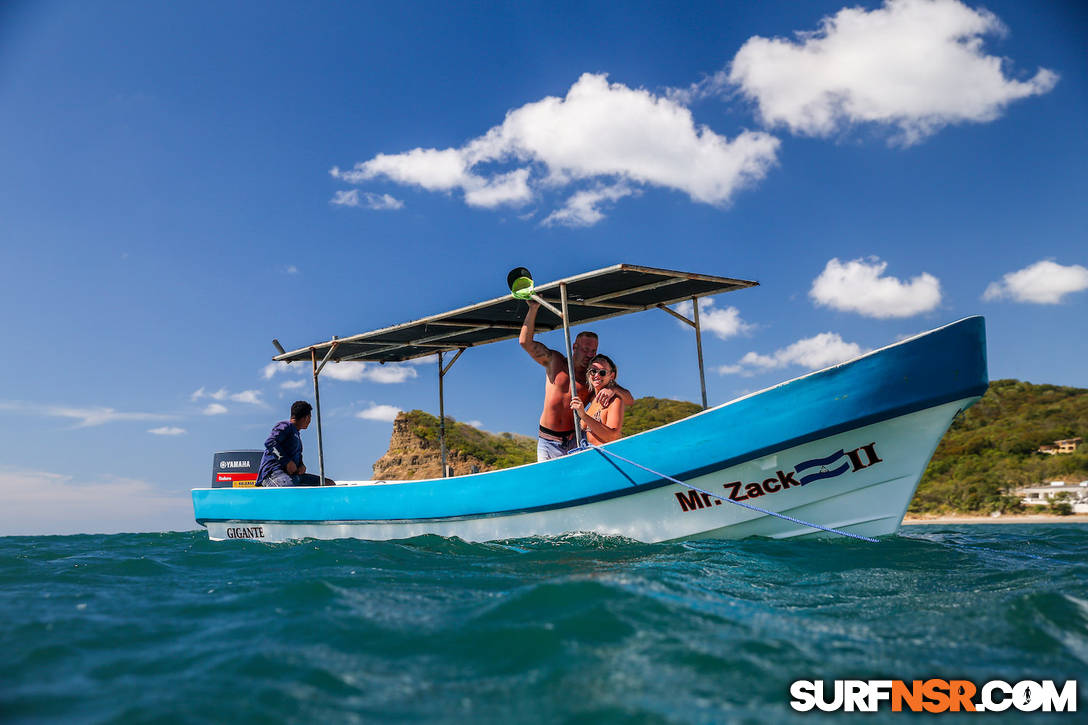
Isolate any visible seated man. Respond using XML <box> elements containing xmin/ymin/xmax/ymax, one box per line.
<box><xmin>257</xmin><ymin>400</ymin><xmax>334</xmax><ymax>486</ymax></box>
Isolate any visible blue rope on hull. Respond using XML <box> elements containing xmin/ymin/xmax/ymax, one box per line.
<box><xmin>583</xmin><ymin>443</ymin><xmax>880</xmax><ymax>543</ymax></box>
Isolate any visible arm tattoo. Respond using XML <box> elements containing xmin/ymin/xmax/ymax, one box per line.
<box><xmin>528</xmin><ymin>341</ymin><xmax>550</xmax><ymax>364</ymax></box>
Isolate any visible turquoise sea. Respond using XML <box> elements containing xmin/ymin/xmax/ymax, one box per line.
<box><xmin>2</xmin><ymin>525</ymin><xmax>1086</xmax><ymax>723</ymax></box>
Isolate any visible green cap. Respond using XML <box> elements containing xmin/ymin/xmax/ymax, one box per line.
<box><xmin>507</xmin><ymin>267</ymin><xmax>534</xmax><ymax>300</ymax></box>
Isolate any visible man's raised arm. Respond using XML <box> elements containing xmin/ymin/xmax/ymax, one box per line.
<box><xmin>595</xmin><ymin>382</ymin><xmax>635</xmax><ymax>407</ymax></box>
<box><xmin>614</xmin><ymin>384</ymin><xmax>635</xmax><ymax>407</ymax></box>
<box><xmin>520</xmin><ymin>301</ymin><xmax>556</xmax><ymax>368</ymax></box>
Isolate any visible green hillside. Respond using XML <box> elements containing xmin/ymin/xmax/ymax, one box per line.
<box><xmin>910</xmin><ymin>379</ymin><xmax>1088</xmax><ymax>514</ymax></box>
<box><xmin>622</xmin><ymin>397</ymin><xmax>702</xmax><ymax>436</ymax></box>
<box><xmin>403</xmin><ymin>410</ymin><xmax>536</xmax><ymax>469</ymax></box>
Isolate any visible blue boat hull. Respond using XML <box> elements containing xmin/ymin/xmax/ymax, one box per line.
<box><xmin>193</xmin><ymin>316</ymin><xmax>987</xmax><ymax>542</ymax></box>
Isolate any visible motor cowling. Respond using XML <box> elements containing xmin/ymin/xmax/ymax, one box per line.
<box><xmin>212</xmin><ymin>450</ymin><xmax>263</xmax><ymax>487</ymax></box>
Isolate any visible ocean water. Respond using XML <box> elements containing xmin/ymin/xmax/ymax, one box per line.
<box><xmin>2</xmin><ymin>525</ymin><xmax>1086</xmax><ymax>724</ymax></box>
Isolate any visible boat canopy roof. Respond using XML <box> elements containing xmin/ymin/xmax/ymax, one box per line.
<box><xmin>274</xmin><ymin>264</ymin><xmax>757</xmax><ymax>364</ymax></box>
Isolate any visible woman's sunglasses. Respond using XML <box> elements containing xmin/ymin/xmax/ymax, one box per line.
<box><xmin>587</xmin><ymin>367</ymin><xmax>611</xmax><ymax>377</ymax></box>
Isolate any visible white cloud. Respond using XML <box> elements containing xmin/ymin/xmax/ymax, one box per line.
<box><xmin>983</xmin><ymin>260</ymin><xmax>1088</xmax><ymax>304</ymax></box>
<box><xmin>52</xmin><ymin>407</ymin><xmax>169</xmax><ymax>427</ymax></box>
<box><xmin>148</xmin><ymin>426</ymin><xmax>187</xmax><ymax>436</ymax></box>
<box><xmin>810</xmin><ymin>257</ymin><xmax>941</xmax><ymax>318</ymax></box>
<box><xmin>331</xmin><ymin>189</ymin><xmax>360</xmax><ymax>206</ymax></box>
<box><xmin>464</xmin><ymin>420</ymin><xmax>485</xmax><ymax>429</ymax></box>
<box><xmin>280</xmin><ymin>379</ymin><xmax>306</xmax><ymax>390</ymax></box>
<box><xmin>319</xmin><ymin>362</ymin><xmax>368</xmax><ymax>381</ymax></box>
<box><xmin>737</xmin><ymin>350</ymin><xmax>780</xmax><ymax>370</ymax></box>
<box><xmin>367</xmin><ymin>192</ymin><xmax>405</xmax><ymax>210</ymax></box>
<box><xmin>192</xmin><ymin>387</ymin><xmax>264</xmax><ymax>405</ymax></box>
<box><xmin>333</xmin><ymin>148</ymin><xmax>469</xmax><ymax>189</ymax></box>
<box><xmin>330</xmin><ymin>189</ymin><xmax>405</xmax><ymax>210</ymax></box>
<box><xmin>406</xmin><ymin>355</ymin><xmax>438</xmax><ymax>365</ymax></box>
<box><xmin>463</xmin><ymin>169</ymin><xmax>532</xmax><ymax>208</ymax></box>
<box><xmin>664</xmin><ymin>77</ymin><xmax>719</xmax><ymax>108</ymax></box>
<box><xmin>721</xmin><ymin>332</ymin><xmax>867</xmax><ymax>376</ymax></box>
<box><xmin>0</xmin><ymin>468</ymin><xmax>195</xmax><ymax>535</ymax></box>
<box><xmin>262</xmin><ymin>362</ymin><xmax>290</xmax><ymax>380</ymax></box>
<box><xmin>361</xmin><ymin>364</ymin><xmax>419</xmax><ymax>384</ymax></box>
<box><xmin>263</xmin><ymin>360</ymin><xmax>419</xmax><ymax>384</ymax></box>
<box><xmin>727</xmin><ymin>0</ymin><xmax>1058</xmax><ymax>145</ymax></box>
<box><xmin>356</xmin><ymin>404</ymin><xmax>402</xmax><ymax>422</ymax></box>
<box><xmin>779</xmin><ymin>333</ymin><xmax>867</xmax><ymax>368</ymax></box>
<box><xmin>203</xmin><ymin>403</ymin><xmax>228</xmax><ymax>415</ymax></box>
<box><xmin>322</xmin><ymin>362</ymin><xmax>419</xmax><ymax>384</ymax></box>
<box><xmin>191</xmin><ymin>387</ymin><xmax>227</xmax><ymax>401</ymax></box>
<box><xmin>285</xmin><ymin>265</ymin><xmax>299</xmax><ymax>275</ymax></box>
<box><xmin>331</xmin><ymin>72</ymin><xmax>780</xmax><ymax>225</ymax></box>
<box><xmin>674</xmin><ymin>298</ymin><xmax>754</xmax><ymax>340</ymax></box>
<box><xmin>229</xmin><ymin>390</ymin><xmax>264</xmax><ymax>405</ymax></box>
<box><xmin>542</xmin><ymin>183</ymin><xmax>637</xmax><ymax>227</ymax></box>
<box><xmin>0</xmin><ymin>401</ymin><xmax>171</xmax><ymax>428</ymax></box>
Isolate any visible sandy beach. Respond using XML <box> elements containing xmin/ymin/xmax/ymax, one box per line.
<box><xmin>903</xmin><ymin>513</ymin><xmax>1088</xmax><ymax>525</ymax></box>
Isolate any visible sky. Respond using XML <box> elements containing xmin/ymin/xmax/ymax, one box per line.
<box><xmin>1</xmin><ymin>0</ymin><xmax>1085</xmax><ymax>535</ymax></box>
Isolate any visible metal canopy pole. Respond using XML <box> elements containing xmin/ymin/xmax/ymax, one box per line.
<box><xmin>311</xmin><ymin>340</ymin><xmax>339</xmax><ymax>486</ymax></box>
<box><xmin>310</xmin><ymin>349</ymin><xmax>326</xmax><ymax>487</ymax></box>
<box><xmin>437</xmin><ymin>347</ymin><xmax>466</xmax><ymax>478</ymax></box>
<box><xmin>656</xmin><ymin>301</ymin><xmax>708</xmax><ymax>410</ymax></box>
<box><xmin>438</xmin><ymin>351</ymin><xmax>446</xmax><ymax>478</ymax></box>
<box><xmin>691</xmin><ymin>296</ymin><xmax>708</xmax><ymax>409</ymax></box>
<box><xmin>559</xmin><ymin>282</ymin><xmax>584</xmax><ymax>448</ymax></box>
<box><xmin>530</xmin><ymin>295</ymin><xmax>564</xmax><ymax>319</ymax></box>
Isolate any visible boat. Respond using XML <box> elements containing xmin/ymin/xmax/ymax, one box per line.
<box><xmin>192</xmin><ymin>264</ymin><xmax>988</xmax><ymax>543</ymax></box>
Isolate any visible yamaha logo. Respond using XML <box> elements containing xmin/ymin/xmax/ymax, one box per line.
<box><xmin>219</xmin><ymin>461</ymin><xmax>226</xmax><ymax>469</ymax></box>
<box><xmin>222</xmin><ymin>461</ymin><xmax>250</xmax><ymax>468</ymax></box>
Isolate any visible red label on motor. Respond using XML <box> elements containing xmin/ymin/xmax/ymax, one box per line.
<box><xmin>217</xmin><ymin>472</ymin><xmax>258</xmax><ymax>484</ymax></box>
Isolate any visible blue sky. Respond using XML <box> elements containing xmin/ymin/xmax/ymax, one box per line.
<box><xmin>1</xmin><ymin>0</ymin><xmax>1085</xmax><ymax>535</ymax></box>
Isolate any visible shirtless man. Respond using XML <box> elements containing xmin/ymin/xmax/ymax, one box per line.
<box><xmin>520</xmin><ymin>300</ymin><xmax>634</xmax><ymax>460</ymax></box>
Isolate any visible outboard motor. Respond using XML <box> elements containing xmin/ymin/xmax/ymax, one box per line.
<box><xmin>212</xmin><ymin>450</ymin><xmax>263</xmax><ymax>487</ymax></box>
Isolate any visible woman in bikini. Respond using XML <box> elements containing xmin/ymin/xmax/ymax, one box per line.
<box><xmin>570</xmin><ymin>354</ymin><xmax>626</xmax><ymax>446</ymax></box>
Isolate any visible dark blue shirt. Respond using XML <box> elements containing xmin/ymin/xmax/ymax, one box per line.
<box><xmin>257</xmin><ymin>420</ymin><xmax>303</xmax><ymax>484</ymax></box>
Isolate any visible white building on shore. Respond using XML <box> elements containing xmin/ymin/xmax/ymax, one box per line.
<box><xmin>1015</xmin><ymin>481</ymin><xmax>1088</xmax><ymax>513</ymax></box>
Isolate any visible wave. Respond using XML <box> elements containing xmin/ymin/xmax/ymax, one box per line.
<box><xmin>2</xmin><ymin>525</ymin><xmax>1085</xmax><ymax>722</ymax></box>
